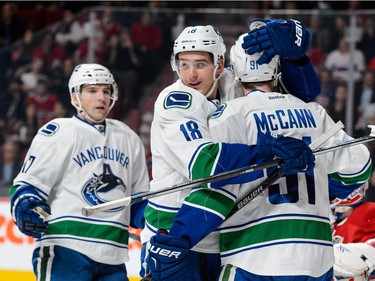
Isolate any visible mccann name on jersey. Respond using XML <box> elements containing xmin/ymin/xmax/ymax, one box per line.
<box><xmin>254</xmin><ymin>108</ymin><xmax>317</xmax><ymax>132</ymax></box>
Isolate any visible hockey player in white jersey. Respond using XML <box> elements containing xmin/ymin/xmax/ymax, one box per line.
<box><xmin>144</xmin><ymin>33</ymin><xmax>372</xmax><ymax>281</ymax></box>
<box><xmin>10</xmin><ymin>63</ymin><xmax>150</xmax><ymax>281</ymax></box>
<box><xmin>141</xmin><ymin>20</ymin><xmax>320</xmax><ymax>281</ymax></box>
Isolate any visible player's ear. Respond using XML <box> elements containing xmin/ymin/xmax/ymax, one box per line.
<box><xmin>216</xmin><ymin>57</ymin><xmax>225</xmax><ymax>77</ymax></box>
<box><xmin>71</xmin><ymin>92</ymin><xmax>79</xmax><ymax>107</ymax></box>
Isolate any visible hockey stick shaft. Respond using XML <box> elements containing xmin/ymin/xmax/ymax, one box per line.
<box><xmin>87</xmin><ymin>135</ymin><xmax>374</xmax><ymax>217</ymax></box>
<box><xmin>82</xmin><ymin>159</ymin><xmax>280</xmax><ymax>216</ymax></box>
<box><xmin>82</xmin><ymin>122</ymin><xmax>349</xmax><ymax>217</ymax></box>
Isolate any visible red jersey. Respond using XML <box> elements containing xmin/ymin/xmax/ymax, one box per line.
<box><xmin>333</xmin><ymin>202</ymin><xmax>375</xmax><ymax>244</ymax></box>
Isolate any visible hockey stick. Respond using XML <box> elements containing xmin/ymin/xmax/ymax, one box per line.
<box><xmin>226</xmin><ymin>123</ymin><xmax>375</xmax><ymax>220</ymax></box>
<box><xmin>82</xmin><ymin>121</ymin><xmax>348</xmax><ymax>217</ymax></box>
<box><xmin>81</xmin><ymin>159</ymin><xmax>281</xmax><ymax>216</ymax></box>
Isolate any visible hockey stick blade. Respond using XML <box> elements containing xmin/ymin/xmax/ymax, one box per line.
<box><xmin>82</xmin><ymin>196</ymin><xmax>132</xmax><ymax>216</ymax></box>
<box><xmin>81</xmin><ymin>159</ymin><xmax>281</xmax><ymax>216</ymax></box>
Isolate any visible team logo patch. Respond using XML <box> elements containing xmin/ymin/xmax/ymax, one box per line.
<box><xmin>39</xmin><ymin>122</ymin><xmax>59</xmax><ymax>136</ymax></box>
<box><xmin>164</xmin><ymin>92</ymin><xmax>192</xmax><ymax>109</ymax></box>
<box><xmin>210</xmin><ymin>103</ymin><xmax>227</xmax><ymax>119</ymax></box>
<box><xmin>81</xmin><ymin>164</ymin><xmax>127</xmax><ymax>212</ymax></box>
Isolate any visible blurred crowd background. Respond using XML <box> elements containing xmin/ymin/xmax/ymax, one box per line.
<box><xmin>1</xmin><ymin>0</ymin><xmax>375</xmax><ymax>201</ymax></box>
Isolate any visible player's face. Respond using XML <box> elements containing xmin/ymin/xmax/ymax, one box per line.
<box><xmin>177</xmin><ymin>52</ymin><xmax>222</xmax><ymax>97</ymax></box>
<box><xmin>73</xmin><ymin>84</ymin><xmax>112</xmax><ymax>124</ymax></box>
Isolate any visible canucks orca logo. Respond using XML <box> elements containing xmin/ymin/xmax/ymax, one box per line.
<box><xmin>81</xmin><ymin>164</ymin><xmax>126</xmax><ymax>212</ymax></box>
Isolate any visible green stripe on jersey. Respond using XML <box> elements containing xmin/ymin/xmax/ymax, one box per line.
<box><xmin>9</xmin><ymin>185</ymin><xmax>18</xmax><ymax>198</ymax></box>
<box><xmin>220</xmin><ymin>219</ymin><xmax>332</xmax><ymax>252</ymax></box>
<box><xmin>190</xmin><ymin>143</ymin><xmax>220</xmax><ymax>186</ymax></box>
<box><xmin>330</xmin><ymin>163</ymin><xmax>372</xmax><ymax>185</ymax></box>
<box><xmin>45</xmin><ymin>220</ymin><xmax>129</xmax><ymax>244</ymax></box>
<box><xmin>186</xmin><ymin>188</ymin><xmax>235</xmax><ymax>217</ymax></box>
<box><xmin>144</xmin><ymin>204</ymin><xmax>177</xmax><ymax>230</ymax></box>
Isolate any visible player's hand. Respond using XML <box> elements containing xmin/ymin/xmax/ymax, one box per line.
<box><xmin>145</xmin><ymin>230</ymin><xmax>190</xmax><ymax>281</ymax></box>
<box><xmin>12</xmin><ymin>194</ymin><xmax>51</xmax><ymax>238</ymax></box>
<box><xmin>257</xmin><ymin>131</ymin><xmax>315</xmax><ymax>175</ymax></box>
<box><xmin>242</xmin><ymin>18</ymin><xmax>311</xmax><ymax>64</ymax></box>
<box><xmin>334</xmin><ymin>242</ymin><xmax>375</xmax><ymax>278</ymax></box>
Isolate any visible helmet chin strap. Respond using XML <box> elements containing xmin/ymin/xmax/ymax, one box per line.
<box><xmin>205</xmin><ymin>64</ymin><xmax>222</xmax><ymax>99</ymax></box>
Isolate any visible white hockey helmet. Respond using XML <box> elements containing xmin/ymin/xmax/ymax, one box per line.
<box><xmin>68</xmin><ymin>63</ymin><xmax>118</xmax><ymax>123</ymax></box>
<box><xmin>230</xmin><ymin>33</ymin><xmax>279</xmax><ymax>83</ymax></box>
<box><xmin>171</xmin><ymin>25</ymin><xmax>226</xmax><ymax>71</ymax></box>
<box><xmin>68</xmin><ymin>63</ymin><xmax>118</xmax><ymax>98</ymax></box>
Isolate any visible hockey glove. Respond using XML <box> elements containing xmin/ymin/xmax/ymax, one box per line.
<box><xmin>257</xmin><ymin>131</ymin><xmax>315</xmax><ymax>175</ymax></box>
<box><xmin>12</xmin><ymin>194</ymin><xmax>51</xmax><ymax>238</ymax></box>
<box><xmin>242</xmin><ymin>18</ymin><xmax>311</xmax><ymax>64</ymax></box>
<box><xmin>334</xmin><ymin>242</ymin><xmax>375</xmax><ymax>278</ymax></box>
<box><xmin>146</xmin><ymin>230</ymin><xmax>190</xmax><ymax>281</ymax></box>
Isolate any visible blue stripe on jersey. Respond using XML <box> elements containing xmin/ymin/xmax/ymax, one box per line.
<box><xmin>147</xmin><ymin>200</ymin><xmax>181</xmax><ymax>211</ymax></box>
<box><xmin>220</xmin><ymin>239</ymin><xmax>333</xmax><ymax>258</ymax></box>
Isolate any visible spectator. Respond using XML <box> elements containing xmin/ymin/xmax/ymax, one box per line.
<box><xmin>9</xmin><ymin>28</ymin><xmax>35</xmax><ymax>75</ymax></box>
<box><xmin>55</xmin><ymin>9</ymin><xmax>86</xmax><ymax>57</ymax></box>
<box><xmin>353</xmin><ymin>70</ymin><xmax>375</xmax><ymax>136</ymax></box>
<box><xmin>355</xmin><ymin>70</ymin><xmax>375</xmax><ymax>110</ymax></box>
<box><xmin>52</xmin><ymin>100</ymin><xmax>69</xmax><ymax>119</ymax></box>
<box><xmin>0</xmin><ymin>79</ymin><xmax>26</xmax><ymax>143</ymax></box>
<box><xmin>130</xmin><ymin>11</ymin><xmax>162</xmax><ymax>82</ymax></box>
<box><xmin>326</xmin><ymin>15</ymin><xmax>348</xmax><ymax>53</ymax></box>
<box><xmin>358</xmin><ymin>16</ymin><xmax>375</xmax><ymax>64</ymax></box>
<box><xmin>0</xmin><ymin>2</ymin><xmax>27</xmax><ymax>48</ymax></box>
<box><xmin>307</xmin><ymin>36</ymin><xmax>325</xmax><ymax>69</ymax></box>
<box><xmin>315</xmin><ymin>68</ymin><xmax>336</xmax><ymax>109</ymax></box>
<box><xmin>17</xmin><ymin>103</ymin><xmax>40</xmax><ymax>149</ymax></box>
<box><xmin>50</xmin><ymin>57</ymin><xmax>76</xmax><ymax>112</ymax></box>
<box><xmin>107</xmin><ymin>28</ymin><xmax>142</xmax><ymax>110</ymax></box>
<box><xmin>327</xmin><ymin>82</ymin><xmax>348</xmax><ymax>124</ymax></box>
<box><xmin>325</xmin><ymin>37</ymin><xmax>366</xmax><ymax>83</ymax></box>
<box><xmin>32</xmin><ymin>32</ymin><xmax>65</xmax><ymax>69</ymax></box>
<box><xmin>24</xmin><ymin>77</ymin><xmax>58</xmax><ymax>125</ymax></box>
<box><xmin>0</xmin><ymin>78</ymin><xmax>25</xmax><ymax>123</ymax></box>
<box><xmin>18</xmin><ymin>57</ymin><xmax>48</xmax><ymax>93</ymax></box>
<box><xmin>74</xmin><ymin>30</ymin><xmax>109</xmax><ymax>65</ymax></box>
<box><xmin>0</xmin><ymin>139</ymin><xmax>23</xmax><ymax>197</ymax></box>
<box><xmin>308</xmin><ymin>13</ymin><xmax>331</xmax><ymax>54</ymax></box>
<box><xmin>100</xmin><ymin>10</ymin><xmax>121</xmax><ymax>37</ymax></box>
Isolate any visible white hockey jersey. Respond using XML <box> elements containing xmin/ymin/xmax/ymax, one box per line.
<box><xmin>141</xmin><ymin>73</ymin><xmax>246</xmax><ymax>253</ymax></box>
<box><xmin>207</xmin><ymin>90</ymin><xmax>372</xmax><ymax>277</ymax></box>
<box><xmin>13</xmin><ymin>116</ymin><xmax>149</xmax><ymax>265</ymax></box>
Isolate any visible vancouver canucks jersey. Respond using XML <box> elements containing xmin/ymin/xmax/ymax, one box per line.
<box><xmin>141</xmin><ymin>78</ymin><xmax>263</xmax><ymax>253</ymax></box>
<box><xmin>207</xmin><ymin>90</ymin><xmax>371</xmax><ymax>276</ymax></box>
<box><xmin>13</xmin><ymin>116</ymin><xmax>149</xmax><ymax>265</ymax></box>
